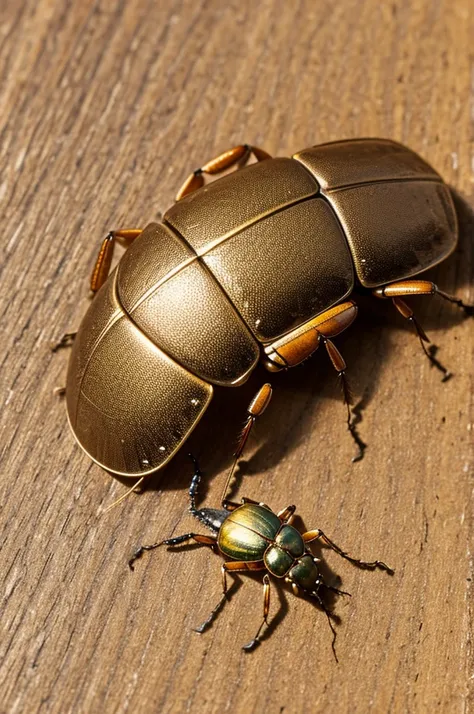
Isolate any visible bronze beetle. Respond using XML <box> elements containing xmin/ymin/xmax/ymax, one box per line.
<box><xmin>63</xmin><ymin>138</ymin><xmax>470</xmax><ymax>480</ymax></box>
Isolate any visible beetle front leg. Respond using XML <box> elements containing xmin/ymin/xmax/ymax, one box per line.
<box><xmin>194</xmin><ymin>560</ymin><xmax>266</xmax><ymax>634</ymax></box>
<box><xmin>128</xmin><ymin>532</ymin><xmax>217</xmax><ymax>570</ymax></box>
<box><xmin>302</xmin><ymin>529</ymin><xmax>394</xmax><ymax>574</ymax></box>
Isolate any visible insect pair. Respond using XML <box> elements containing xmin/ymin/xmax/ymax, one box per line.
<box><xmin>56</xmin><ymin>138</ymin><xmax>472</xmax><ymax>656</ymax></box>
<box><xmin>121</xmin><ymin>381</ymin><xmax>392</xmax><ymax>659</ymax></box>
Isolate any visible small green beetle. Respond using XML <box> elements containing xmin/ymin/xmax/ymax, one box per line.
<box><xmin>129</xmin><ymin>456</ymin><xmax>393</xmax><ymax>657</ymax></box>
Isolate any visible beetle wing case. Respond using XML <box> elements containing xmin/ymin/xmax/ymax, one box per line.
<box><xmin>165</xmin><ymin>158</ymin><xmax>355</xmax><ymax>342</ymax></box>
<box><xmin>66</xmin><ymin>266</ymin><xmax>213</xmax><ymax>478</ymax></box>
<box><xmin>294</xmin><ymin>139</ymin><xmax>458</xmax><ymax>288</ymax></box>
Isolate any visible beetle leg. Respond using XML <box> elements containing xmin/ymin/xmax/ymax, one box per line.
<box><xmin>90</xmin><ymin>228</ymin><xmax>142</xmax><ymax>293</ymax></box>
<box><xmin>373</xmin><ymin>279</ymin><xmax>474</xmax><ymax>317</ymax></box>
<box><xmin>302</xmin><ymin>529</ymin><xmax>394</xmax><ymax>574</ymax></box>
<box><xmin>51</xmin><ymin>227</ymin><xmax>142</xmax><ymax>351</ymax></box>
<box><xmin>187</xmin><ymin>453</ymin><xmax>203</xmax><ymax>512</ymax></box>
<box><xmin>51</xmin><ymin>228</ymin><xmax>144</xmax><ymax>360</ymax></box>
<box><xmin>374</xmin><ymin>279</ymin><xmax>473</xmax><ymax>380</ymax></box>
<box><xmin>308</xmin><ymin>587</ymin><xmax>339</xmax><ymax>663</ymax></box>
<box><xmin>262</xmin><ymin>301</ymin><xmax>364</xmax><ymax>459</ymax></box>
<box><xmin>128</xmin><ymin>532</ymin><xmax>217</xmax><ymax>570</ymax></box>
<box><xmin>392</xmin><ymin>295</ymin><xmax>451</xmax><ymax>382</ymax></box>
<box><xmin>221</xmin><ymin>384</ymin><xmax>273</xmax><ymax>510</ymax></box>
<box><xmin>50</xmin><ymin>331</ymin><xmax>77</xmax><ymax>352</ymax></box>
<box><xmin>263</xmin><ymin>301</ymin><xmax>357</xmax><ymax>371</ymax></box>
<box><xmin>277</xmin><ymin>504</ymin><xmax>296</xmax><ymax>523</ymax></box>
<box><xmin>321</xmin><ymin>337</ymin><xmax>365</xmax><ymax>462</ymax></box>
<box><xmin>194</xmin><ymin>560</ymin><xmax>266</xmax><ymax>634</ymax></box>
<box><xmin>242</xmin><ymin>574</ymin><xmax>271</xmax><ymax>651</ymax></box>
<box><xmin>176</xmin><ymin>144</ymin><xmax>272</xmax><ymax>201</ymax></box>
<box><xmin>222</xmin><ymin>497</ymin><xmax>272</xmax><ymax>512</ymax></box>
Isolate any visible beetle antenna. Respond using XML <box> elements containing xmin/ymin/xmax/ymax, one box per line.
<box><xmin>103</xmin><ymin>477</ymin><xmax>145</xmax><ymax>513</ymax></box>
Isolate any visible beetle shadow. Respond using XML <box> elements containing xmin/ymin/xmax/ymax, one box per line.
<box><xmin>114</xmin><ymin>187</ymin><xmax>473</xmax><ymax>499</ymax></box>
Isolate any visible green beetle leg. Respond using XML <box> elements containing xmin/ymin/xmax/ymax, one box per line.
<box><xmin>242</xmin><ymin>574</ymin><xmax>271</xmax><ymax>651</ymax></box>
<box><xmin>128</xmin><ymin>532</ymin><xmax>217</xmax><ymax>571</ymax></box>
<box><xmin>303</xmin><ymin>529</ymin><xmax>394</xmax><ymax>574</ymax></box>
<box><xmin>277</xmin><ymin>504</ymin><xmax>296</xmax><ymax>523</ymax></box>
<box><xmin>194</xmin><ymin>560</ymin><xmax>266</xmax><ymax>634</ymax></box>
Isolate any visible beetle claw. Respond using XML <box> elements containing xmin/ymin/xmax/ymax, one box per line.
<box><xmin>242</xmin><ymin>637</ymin><xmax>260</xmax><ymax>651</ymax></box>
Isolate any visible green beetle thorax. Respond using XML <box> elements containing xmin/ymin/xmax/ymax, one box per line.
<box><xmin>263</xmin><ymin>524</ymin><xmax>305</xmax><ymax>577</ymax></box>
<box><xmin>275</xmin><ymin>525</ymin><xmax>304</xmax><ymax>556</ymax></box>
<box><xmin>288</xmin><ymin>554</ymin><xmax>320</xmax><ymax>591</ymax></box>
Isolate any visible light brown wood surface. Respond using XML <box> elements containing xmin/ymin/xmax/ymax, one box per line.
<box><xmin>1</xmin><ymin>1</ymin><xmax>473</xmax><ymax>712</ymax></box>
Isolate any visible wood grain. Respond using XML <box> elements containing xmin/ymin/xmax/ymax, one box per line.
<box><xmin>1</xmin><ymin>1</ymin><xmax>473</xmax><ymax>712</ymax></box>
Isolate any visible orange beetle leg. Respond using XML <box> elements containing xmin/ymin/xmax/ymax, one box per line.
<box><xmin>90</xmin><ymin>228</ymin><xmax>143</xmax><ymax>293</ymax></box>
<box><xmin>263</xmin><ymin>301</ymin><xmax>365</xmax><ymax>461</ymax></box>
<box><xmin>373</xmin><ymin>280</ymin><xmax>456</xmax><ymax>381</ymax></box>
<box><xmin>175</xmin><ymin>144</ymin><xmax>272</xmax><ymax>201</ymax></box>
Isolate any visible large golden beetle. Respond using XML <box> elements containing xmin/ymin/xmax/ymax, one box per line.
<box><xmin>65</xmin><ymin>138</ymin><xmax>463</xmax><ymax>478</ymax></box>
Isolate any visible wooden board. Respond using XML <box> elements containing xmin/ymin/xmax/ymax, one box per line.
<box><xmin>1</xmin><ymin>1</ymin><xmax>473</xmax><ymax>712</ymax></box>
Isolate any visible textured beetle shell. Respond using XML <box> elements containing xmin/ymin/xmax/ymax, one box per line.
<box><xmin>288</xmin><ymin>554</ymin><xmax>320</xmax><ymax>591</ymax></box>
<box><xmin>218</xmin><ymin>504</ymin><xmax>281</xmax><ymax>562</ymax></box>
<box><xmin>295</xmin><ymin>139</ymin><xmax>457</xmax><ymax>287</ymax></box>
<box><xmin>164</xmin><ymin>157</ymin><xmax>354</xmax><ymax>342</ymax></box>
<box><xmin>116</xmin><ymin>222</ymin><xmax>260</xmax><ymax>385</ymax></box>
<box><xmin>264</xmin><ymin>546</ymin><xmax>294</xmax><ymax>576</ymax></box>
<box><xmin>66</xmin><ymin>275</ymin><xmax>213</xmax><ymax>476</ymax></box>
<box><xmin>66</xmin><ymin>139</ymin><xmax>458</xmax><ymax>476</ymax></box>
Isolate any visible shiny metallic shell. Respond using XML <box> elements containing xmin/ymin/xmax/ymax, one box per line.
<box><xmin>295</xmin><ymin>139</ymin><xmax>457</xmax><ymax>288</ymax></box>
<box><xmin>264</xmin><ymin>545</ymin><xmax>294</xmax><ymax>577</ymax></box>
<box><xmin>116</xmin><ymin>223</ymin><xmax>259</xmax><ymax>385</ymax></box>
<box><xmin>218</xmin><ymin>504</ymin><xmax>281</xmax><ymax>562</ymax></box>
<box><xmin>66</xmin><ymin>139</ymin><xmax>458</xmax><ymax>477</ymax></box>
<box><xmin>275</xmin><ymin>524</ymin><xmax>305</xmax><ymax>557</ymax></box>
<box><xmin>66</xmin><ymin>274</ymin><xmax>213</xmax><ymax>476</ymax></box>
<box><xmin>289</xmin><ymin>554</ymin><xmax>320</xmax><ymax>591</ymax></box>
<box><xmin>165</xmin><ymin>157</ymin><xmax>354</xmax><ymax>342</ymax></box>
